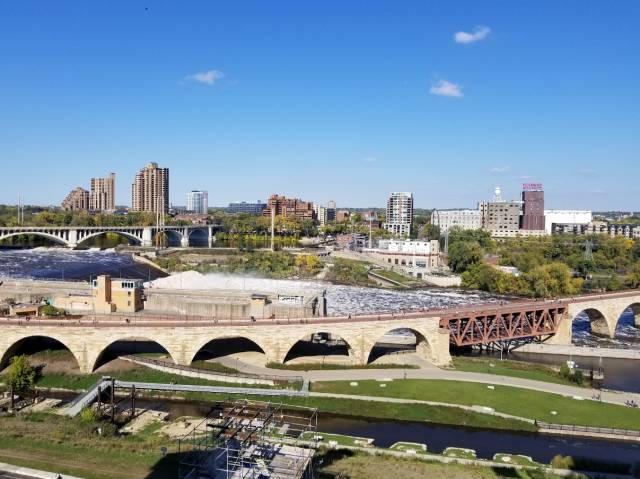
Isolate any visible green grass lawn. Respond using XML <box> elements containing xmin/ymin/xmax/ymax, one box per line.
<box><xmin>31</xmin><ymin>367</ymin><xmax>284</xmax><ymax>391</ymax></box>
<box><xmin>451</xmin><ymin>357</ymin><xmax>589</xmax><ymax>387</ymax></box>
<box><xmin>312</xmin><ymin>379</ymin><xmax>640</xmax><ymax>430</ymax></box>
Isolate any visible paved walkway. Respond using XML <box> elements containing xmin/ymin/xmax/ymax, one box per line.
<box><xmin>217</xmin><ymin>356</ymin><xmax>640</xmax><ymax>407</ymax></box>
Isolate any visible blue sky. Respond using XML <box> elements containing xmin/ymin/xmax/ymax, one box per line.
<box><xmin>1</xmin><ymin>1</ymin><xmax>638</xmax><ymax>210</ymax></box>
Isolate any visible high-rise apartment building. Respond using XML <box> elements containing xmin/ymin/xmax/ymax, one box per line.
<box><xmin>186</xmin><ymin>190</ymin><xmax>208</xmax><ymax>214</ymax></box>
<box><xmin>520</xmin><ymin>183</ymin><xmax>545</xmax><ymax>231</ymax></box>
<box><xmin>262</xmin><ymin>194</ymin><xmax>315</xmax><ymax>221</ymax></box>
<box><xmin>61</xmin><ymin>187</ymin><xmax>90</xmax><ymax>211</ymax></box>
<box><xmin>131</xmin><ymin>163</ymin><xmax>169</xmax><ymax>213</ymax></box>
<box><xmin>384</xmin><ymin>192</ymin><xmax>413</xmax><ymax>237</ymax></box>
<box><xmin>314</xmin><ymin>200</ymin><xmax>337</xmax><ymax>227</ymax></box>
<box><xmin>90</xmin><ymin>173</ymin><xmax>115</xmax><ymax>212</ymax></box>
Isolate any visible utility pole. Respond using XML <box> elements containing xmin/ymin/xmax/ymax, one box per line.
<box><xmin>270</xmin><ymin>207</ymin><xmax>275</xmax><ymax>252</ymax></box>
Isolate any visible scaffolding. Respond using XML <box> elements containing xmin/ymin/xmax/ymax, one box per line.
<box><xmin>178</xmin><ymin>400</ymin><xmax>318</xmax><ymax>479</ymax></box>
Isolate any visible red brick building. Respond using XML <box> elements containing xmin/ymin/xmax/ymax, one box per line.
<box><xmin>262</xmin><ymin>194</ymin><xmax>316</xmax><ymax>221</ymax></box>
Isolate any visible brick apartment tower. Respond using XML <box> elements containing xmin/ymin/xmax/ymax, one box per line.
<box><xmin>131</xmin><ymin>163</ymin><xmax>169</xmax><ymax>214</ymax></box>
<box><xmin>89</xmin><ymin>172</ymin><xmax>116</xmax><ymax>212</ymax></box>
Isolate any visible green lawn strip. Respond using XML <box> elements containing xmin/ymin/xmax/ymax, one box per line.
<box><xmin>451</xmin><ymin>357</ymin><xmax>587</xmax><ymax>388</ymax></box>
<box><xmin>389</xmin><ymin>442</ymin><xmax>428</xmax><ymax>454</ymax></box>
<box><xmin>189</xmin><ymin>360</ymin><xmax>240</xmax><ymax>374</ymax></box>
<box><xmin>130</xmin><ymin>390</ymin><xmax>536</xmax><ymax>432</ymax></box>
<box><xmin>312</xmin><ymin>379</ymin><xmax>640</xmax><ymax>430</ymax></box>
<box><xmin>493</xmin><ymin>453</ymin><xmax>540</xmax><ymax>467</ymax></box>
<box><xmin>32</xmin><ymin>368</ymin><xmax>284</xmax><ymax>390</ymax></box>
<box><xmin>266</xmin><ymin>362</ymin><xmax>418</xmax><ymax>371</ymax></box>
<box><xmin>0</xmin><ymin>415</ymin><xmax>172</xmax><ymax>479</ymax></box>
<box><xmin>317</xmin><ymin>452</ymin><xmax>570</xmax><ymax>479</ymax></box>
<box><xmin>443</xmin><ymin>447</ymin><xmax>477</xmax><ymax>459</ymax></box>
<box><xmin>301</xmin><ymin>431</ymin><xmax>373</xmax><ymax>447</ymax></box>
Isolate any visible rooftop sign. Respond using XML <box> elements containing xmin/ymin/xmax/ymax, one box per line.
<box><xmin>523</xmin><ymin>183</ymin><xmax>543</xmax><ymax>191</ymax></box>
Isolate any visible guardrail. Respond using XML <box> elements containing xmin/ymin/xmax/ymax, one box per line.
<box><xmin>124</xmin><ymin>355</ymin><xmax>303</xmax><ymax>387</ymax></box>
<box><xmin>537</xmin><ymin>421</ymin><xmax>640</xmax><ymax>438</ymax></box>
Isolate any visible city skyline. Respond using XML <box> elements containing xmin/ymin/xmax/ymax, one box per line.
<box><xmin>1</xmin><ymin>1</ymin><xmax>639</xmax><ymax>210</ymax></box>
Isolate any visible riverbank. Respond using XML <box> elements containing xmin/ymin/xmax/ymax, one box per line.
<box><xmin>518</xmin><ymin>343</ymin><xmax>640</xmax><ymax>360</ymax></box>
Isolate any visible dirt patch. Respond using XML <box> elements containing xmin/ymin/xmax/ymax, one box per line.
<box><xmin>158</xmin><ymin>416</ymin><xmax>205</xmax><ymax>438</ymax></box>
<box><xmin>95</xmin><ymin>357</ymin><xmax>147</xmax><ymax>373</ymax></box>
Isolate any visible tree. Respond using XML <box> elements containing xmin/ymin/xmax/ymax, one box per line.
<box><xmin>627</xmin><ymin>262</ymin><xmax>640</xmax><ymax>288</ymax></box>
<box><xmin>447</xmin><ymin>241</ymin><xmax>483</xmax><ymax>273</ymax></box>
<box><xmin>6</xmin><ymin>355</ymin><xmax>36</xmax><ymax>395</ymax></box>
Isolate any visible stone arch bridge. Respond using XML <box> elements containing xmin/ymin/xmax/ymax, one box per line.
<box><xmin>0</xmin><ymin>225</ymin><xmax>220</xmax><ymax>248</ymax></box>
<box><xmin>0</xmin><ymin>290</ymin><xmax>638</xmax><ymax>373</ymax></box>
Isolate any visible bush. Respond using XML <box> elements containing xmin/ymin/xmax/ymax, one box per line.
<box><xmin>41</xmin><ymin>304</ymin><xmax>66</xmax><ymax>316</ymax></box>
<box><xmin>551</xmin><ymin>455</ymin><xmax>575</xmax><ymax>470</ymax></box>
<box><xmin>5</xmin><ymin>355</ymin><xmax>36</xmax><ymax>394</ymax></box>
<box><xmin>79</xmin><ymin>407</ymin><xmax>98</xmax><ymax>423</ymax></box>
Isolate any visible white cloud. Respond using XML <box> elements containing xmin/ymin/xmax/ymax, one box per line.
<box><xmin>490</xmin><ymin>166</ymin><xmax>511</xmax><ymax>173</ymax></box>
<box><xmin>430</xmin><ymin>79</ymin><xmax>463</xmax><ymax>98</ymax></box>
<box><xmin>518</xmin><ymin>175</ymin><xmax>531</xmax><ymax>179</ymax></box>
<box><xmin>577</xmin><ymin>168</ymin><xmax>596</xmax><ymax>174</ymax></box>
<box><xmin>363</xmin><ymin>157</ymin><xmax>377</xmax><ymax>163</ymax></box>
<box><xmin>185</xmin><ymin>69</ymin><xmax>225</xmax><ymax>86</ymax></box>
<box><xmin>454</xmin><ymin>26</ymin><xmax>491</xmax><ymax>44</ymax></box>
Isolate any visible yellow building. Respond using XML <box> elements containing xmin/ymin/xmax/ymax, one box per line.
<box><xmin>92</xmin><ymin>275</ymin><xmax>144</xmax><ymax>313</ymax></box>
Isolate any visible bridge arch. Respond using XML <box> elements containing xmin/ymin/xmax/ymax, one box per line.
<box><xmin>186</xmin><ymin>335</ymin><xmax>268</xmax><ymax>365</ymax></box>
<box><xmin>614</xmin><ymin>302</ymin><xmax>640</xmax><ymax>334</ymax></box>
<box><xmin>89</xmin><ymin>336</ymin><xmax>178</xmax><ymax>372</ymax></box>
<box><xmin>282</xmin><ymin>331</ymin><xmax>356</xmax><ymax>365</ymax></box>
<box><xmin>0</xmin><ymin>334</ymin><xmax>81</xmax><ymax>372</ymax></box>
<box><xmin>0</xmin><ymin>231</ymin><xmax>68</xmax><ymax>247</ymax></box>
<box><xmin>573</xmin><ymin>308</ymin><xmax>611</xmax><ymax>338</ymax></box>
<box><xmin>75</xmin><ymin>230</ymin><xmax>142</xmax><ymax>247</ymax></box>
<box><xmin>366</xmin><ymin>327</ymin><xmax>433</xmax><ymax>364</ymax></box>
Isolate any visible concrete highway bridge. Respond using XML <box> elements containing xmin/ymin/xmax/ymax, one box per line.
<box><xmin>0</xmin><ymin>290</ymin><xmax>638</xmax><ymax>373</ymax></box>
<box><xmin>0</xmin><ymin>225</ymin><xmax>221</xmax><ymax>248</ymax></box>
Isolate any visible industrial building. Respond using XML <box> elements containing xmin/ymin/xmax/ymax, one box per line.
<box><xmin>431</xmin><ymin>209</ymin><xmax>481</xmax><ymax>232</ymax></box>
<box><xmin>520</xmin><ymin>183</ymin><xmax>545</xmax><ymax>231</ymax></box>
<box><xmin>544</xmin><ymin>210</ymin><xmax>592</xmax><ymax>234</ymax></box>
<box><xmin>366</xmin><ymin>239</ymin><xmax>441</xmax><ymax>277</ymax></box>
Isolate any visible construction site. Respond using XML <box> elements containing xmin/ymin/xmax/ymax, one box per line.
<box><xmin>177</xmin><ymin>400</ymin><xmax>318</xmax><ymax>479</ymax></box>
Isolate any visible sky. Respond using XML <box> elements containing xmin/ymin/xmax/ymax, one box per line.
<box><xmin>0</xmin><ymin>1</ymin><xmax>639</xmax><ymax>210</ymax></box>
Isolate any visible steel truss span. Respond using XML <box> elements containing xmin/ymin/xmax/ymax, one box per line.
<box><xmin>440</xmin><ymin>304</ymin><xmax>567</xmax><ymax>347</ymax></box>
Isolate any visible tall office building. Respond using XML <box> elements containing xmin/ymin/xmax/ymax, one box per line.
<box><xmin>131</xmin><ymin>163</ymin><xmax>169</xmax><ymax>213</ymax></box>
<box><xmin>61</xmin><ymin>187</ymin><xmax>90</xmax><ymax>211</ymax></box>
<box><xmin>384</xmin><ymin>192</ymin><xmax>413</xmax><ymax>237</ymax></box>
<box><xmin>478</xmin><ymin>187</ymin><xmax>521</xmax><ymax>235</ymax></box>
<box><xmin>90</xmin><ymin>172</ymin><xmax>115</xmax><ymax>211</ymax></box>
<box><xmin>520</xmin><ymin>183</ymin><xmax>545</xmax><ymax>230</ymax></box>
<box><xmin>186</xmin><ymin>190</ymin><xmax>208</xmax><ymax>214</ymax></box>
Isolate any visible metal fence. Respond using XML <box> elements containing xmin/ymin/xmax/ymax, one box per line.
<box><xmin>124</xmin><ymin>354</ymin><xmax>303</xmax><ymax>388</ymax></box>
<box><xmin>537</xmin><ymin>421</ymin><xmax>640</xmax><ymax>438</ymax></box>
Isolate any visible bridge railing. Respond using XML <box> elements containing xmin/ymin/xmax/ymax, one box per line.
<box><xmin>0</xmin><ymin>297</ymin><xmax>572</xmax><ymax>328</ymax></box>
<box><xmin>537</xmin><ymin>421</ymin><xmax>640</xmax><ymax>438</ymax></box>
